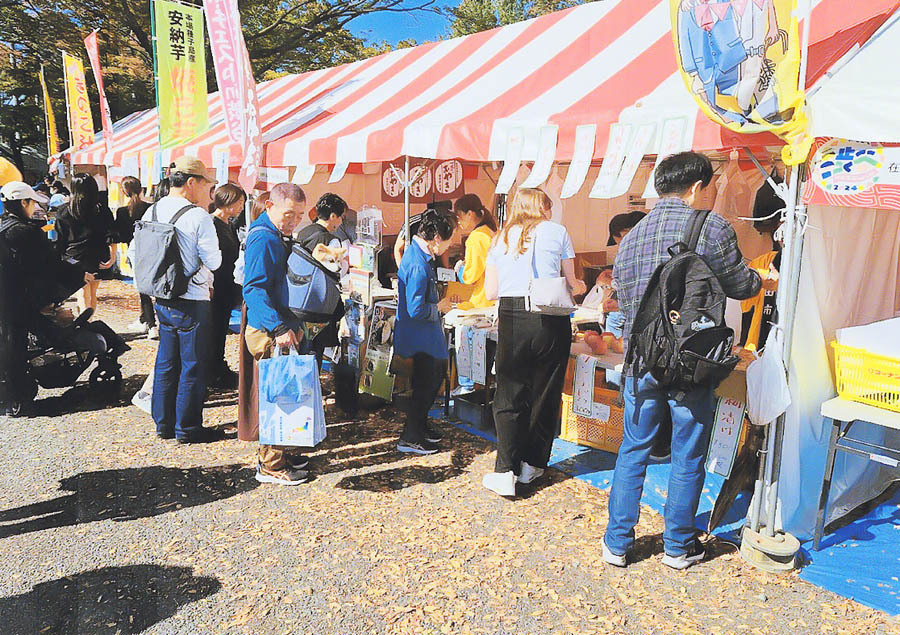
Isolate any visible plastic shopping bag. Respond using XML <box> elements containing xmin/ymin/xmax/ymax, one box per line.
<box><xmin>132</xmin><ymin>372</ymin><xmax>153</xmax><ymax>415</ymax></box>
<box><xmin>258</xmin><ymin>348</ymin><xmax>326</xmax><ymax>447</ymax></box>
<box><xmin>745</xmin><ymin>328</ymin><xmax>792</xmax><ymax>427</ymax></box>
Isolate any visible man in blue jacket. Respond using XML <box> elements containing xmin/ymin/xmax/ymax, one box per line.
<box><xmin>243</xmin><ymin>182</ymin><xmax>309</xmax><ymax>485</ymax></box>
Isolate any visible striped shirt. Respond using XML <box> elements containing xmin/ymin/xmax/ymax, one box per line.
<box><xmin>613</xmin><ymin>197</ymin><xmax>761</xmax><ymax>340</ymax></box>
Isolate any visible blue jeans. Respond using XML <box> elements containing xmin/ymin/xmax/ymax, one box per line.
<box><xmin>605</xmin><ymin>373</ymin><xmax>715</xmax><ymax>556</ymax></box>
<box><xmin>152</xmin><ymin>299</ymin><xmax>211</xmax><ymax>439</ymax></box>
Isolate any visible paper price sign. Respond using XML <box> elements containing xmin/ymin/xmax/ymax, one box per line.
<box><xmin>706</xmin><ymin>397</ymin><xmax>745</xmax><ymax>478</ymax></box>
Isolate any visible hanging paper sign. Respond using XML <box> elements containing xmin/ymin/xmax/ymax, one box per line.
<box><xmin>589</xmin><ymin>123</ymin><xmax>632</xmax><ymax>199</ymax></box>
<box><xmin>520</xmin><ymin>125</ymin><xmax>559</xmax><ymax>189</ymax></box>
<box><xmin>434</xmin><ymin>160</ymin><xmax>465</xmax><ymax>197</ymax></box>
<box><xmin>706</xmin><ymin>397</ymin><xmax>745</xmax><ymax>478</ymax></box>
<box><xmin>292</xmin><ymin>164</ymin><xmax>315</xmax><ymax>186</ymax></box>
<box><xmin>561</xmin><ymin>124</ymin><xmax>597</xmax><ymax>199</ymax></box>
<box><xmin>122</xmin><ymin>154</ymin><xmax>139</xmax><ymax>178</ymax></box>
<box><xmin>610</xmin><ymin>123</ymin><xmax>656</xmax><ymax>199</ymax></box>
<box><xmin>380</xmin><ymin>159</ymin><xmax>464</xmax><ymax>204</ymax></box>
<box><xmin>456</xmin><ymin>326</ymin><xmax>473</xmax><ymax>379</ymax></box>
<box><xmin>154</xmin><ymin>0</ymin><xmax>209</xmax><ymax>148</ymax></box>
<box><xmin>213</xmin><ymin>147</ymin><xmax>229</xmax><ymax>184</ymax></box>
<box><xmin>643</xmin><ymin>117</ymin><xmax>690</xmax><ymax>199</ymax></box>
<box><xmin>329</xmin><ymin>162</ymin><xmax>349</xmax><ymax>184</ymax></box>
<box><xmin>495</xmin><ymin>128</ymin><xmax>524</xmax><ymax>195</ymax></box>
<box><xmin>140</xmin><ymin>152</ymin><xmax>156</xmax><ymax>189</ymax></box>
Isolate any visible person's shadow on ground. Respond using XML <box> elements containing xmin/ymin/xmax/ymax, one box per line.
<box><xmin>0</xmin><ymin>464</ymin><xmax>255</xmax><ymax>539</ymax></box>
<box><xmin>0</xmin><ymin>564</ymin><xmax>220</xmax><ymax>634</ymax></box>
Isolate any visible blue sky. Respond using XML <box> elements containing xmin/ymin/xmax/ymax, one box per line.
<box><xmin>348</xmin><ymin>0</ymin><xmax>457</xmax><ymax>45</ymax></box>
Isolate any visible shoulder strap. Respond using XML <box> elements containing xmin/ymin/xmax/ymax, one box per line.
<box><xmin>683</xmin><ymin>209</ymin><xmax>711</xmax><ymax>252</ymax></box>
<box><xmin>529</xmin><ymin>222</ymin><xmax>543</xmax><ymax>279</ymax></box>
<box><xmin>169</xmin><ymin>204</ymin><xmax>196</xmax><ymax>226</ymax></box>
<box><xmin>149</xmin><ymin>203</ymin><xmax>158</xmax><ymax>223</ymax></box>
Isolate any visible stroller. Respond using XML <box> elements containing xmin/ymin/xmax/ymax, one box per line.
<box><xmin>24</xmin><ymin>307</ymin><xmax>130</xmax><ymax>403</ymax></box>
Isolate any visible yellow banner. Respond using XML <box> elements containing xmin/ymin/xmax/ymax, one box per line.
<box><xmin>62</xmin><ymin>52</ymin><xmax>95</xmax><ymax>151</ymax></box>
<box><xmin>670</xmin><ymin>0</ymin><xmax>812</xmax><ymax>164</ymax></box>
<box><xmin>154</xmin><ymin>0</ymin><xmax>209</xmax><ymax>147</ymax></box>
<box><xmin>39</xmin><ymin>65</ymin><xmax>60</xmax><ymax>156</ymax></box>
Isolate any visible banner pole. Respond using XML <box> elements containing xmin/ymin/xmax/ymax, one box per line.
<box><xmin>40</xmin><ymin>65</ymin><xmax>52</xmax><ymax>157</ymax></box>
<box><xmin>150</xmin><ymin>0</ymin><xmax>161</xmax><ymax>147</ymax></box>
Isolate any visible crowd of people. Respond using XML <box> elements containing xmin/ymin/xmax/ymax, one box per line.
<box><xmin>0</xmin><ymin>150</ymin><xmax>767</xmax><ymax>570</ymax></box>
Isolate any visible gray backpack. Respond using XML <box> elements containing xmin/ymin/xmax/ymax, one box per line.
<box><xmin>132</xmin><ymin>203</ymin><xmax>199</xmax><ymax>300</ymax></box>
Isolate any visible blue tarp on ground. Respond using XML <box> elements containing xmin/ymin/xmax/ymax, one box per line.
<box><xmin>441</xmin><ymin>410</ymin><xmax>899</xmax><ymax>616</ymax></box>
<box><xmin>800</xmin><ymin>489</ymin><xmax>900</xmax><ymax>615</ymax></box>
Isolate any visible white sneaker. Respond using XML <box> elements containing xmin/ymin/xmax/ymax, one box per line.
<box><xmin>127</xmin><ymin>320</ymin><xmax>149</xmax><ymax>334</ymax></box>
<box><xmin>482</xmin><ymin>471</ymin><xmax>516</xmax><ymax>497</ymax></box>
<box><xmin>602</xmin><ymin>541</ymin><xmax>627</xmax><ymax>567</ymax></box>
<box><xmin>147</xmin><ymin>326</ymin><xmax>159</xmax><ymax>340</ymax></box>
<box><xmin>661</xmin><ymin>541</ymin><xmax>706</xmax><ymax>570</ymax></box>
<box><xmin>517</xmin><ymin>462</ymin><xmax>544</xmax><ymax>484</ymax></box>
<box><xmin>451</xmin><ymin>385</ymin><xmax>475</xmax><ymax>397</ymax></box>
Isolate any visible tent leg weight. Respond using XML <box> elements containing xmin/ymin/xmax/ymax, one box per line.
<box><xmin>740</xmin><ymin>526</ymin><xmax>800</xmax><ymax>573</ymax></box>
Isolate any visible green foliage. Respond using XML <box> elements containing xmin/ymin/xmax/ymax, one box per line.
<box><xmin>0</xmin><ymin>0</ymin><xmax>429</xmax><ymax>172</ymax></box>
<box><xmin>446</xmin><ymin>0</ymin><xmax>586</xmax><ymax>38</ymax></box>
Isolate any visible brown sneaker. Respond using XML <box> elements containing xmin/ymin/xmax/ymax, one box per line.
<box><xmin>254</xmin><ymin>461</ymin><xmax>309</xmax><ymax>486</ymax></box>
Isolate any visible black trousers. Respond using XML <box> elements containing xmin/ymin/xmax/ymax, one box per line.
<box><xmin>492</xmin><ymin>297</ymin><xmax>571</xmax><ymax>474</ymax></box>
<box><xmin>139</xmin><ymin>294</ymin><xmax>156</xmax><ymax>327</ymax></box>
<box><xmin>403</xmin><ymin>352</ymin><xmax>447</xmax><ymax>442</ymax></box>
<box><xmin>208</xmin><ymin>293</ymin><xmax>235</xmax><ymax>378</ymax></box>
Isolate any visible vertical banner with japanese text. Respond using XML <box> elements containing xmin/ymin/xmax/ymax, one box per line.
<box><xmin>39</xmin><ymin>65</ymin><xmax>60</xmax><ymax>157</ymax></box>
<box><xmin>204</xmin><ymin>0</ymin><xmax>261</xmax><ymax>192</ymax></box>
<box><xmin>670</xmin><ymin>0</ymin><xmax>811</xmax><ymax>165</ymax></box>
<box><xmin>154</xmin><ymin>0</ymin><xmax>208</xmax><ymax>148</ymax></box>
<box><xmin>83</xmin><ymin>31</ymin><xmax>114</xmax><ymax>158</ymax></box>
<box><xmin>61</xmin><ymin>52</ymin><xmax>95</xmax><ymax>151</ymax></box>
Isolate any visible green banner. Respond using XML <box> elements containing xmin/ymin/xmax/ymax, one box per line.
<box><xmin>154</xmin><ymin>0</ymin><xmax>208</xmax><ymax>147</ymax></box>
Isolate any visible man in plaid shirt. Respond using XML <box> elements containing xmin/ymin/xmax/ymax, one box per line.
<box><xmin>604</xmin><ymin>152</ymin><xmax>761</xmax><ymax>571</ymax></box>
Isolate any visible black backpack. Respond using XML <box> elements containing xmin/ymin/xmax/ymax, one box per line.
<box><xmin>625</xmin><ymin>209</ymin><xmax>738</xmax><ymax>395</ymax></box>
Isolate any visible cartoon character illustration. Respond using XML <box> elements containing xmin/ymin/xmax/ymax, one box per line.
<box><xmin>677</xmin><ymin>0</ymin><xmax>789</xmax><ymax>126</ymax></box>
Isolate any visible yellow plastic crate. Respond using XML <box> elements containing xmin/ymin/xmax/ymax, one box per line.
<box><xmin>560</xmin><ymin>392</ymin><xmax>625</xmax><ymax>454</ymax></box>
<box><xmin>832</xmin><ymin>341</ymin><xmax>900</xmax><ymax>413</ymax></box>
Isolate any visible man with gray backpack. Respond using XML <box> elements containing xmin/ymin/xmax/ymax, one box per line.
<box><xmin>603</xmin><ymin>152</ymin><xmax>762</xmax><ymax>570</ymax></box>
<box><xmin>128</xmin><ymin>156</ymin><xmax>222</xmax><ymax>443</ymax></box>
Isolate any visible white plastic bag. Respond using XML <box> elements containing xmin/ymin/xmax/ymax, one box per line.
<box><xmin>745</xmin><ymin>328</ymin><xmax>792</xmax><ymax>426</ymax></box>
<box><xmin>132</xmin><ymin>373</ymin><xmax>153</xmax><ymax>415</ymax></box>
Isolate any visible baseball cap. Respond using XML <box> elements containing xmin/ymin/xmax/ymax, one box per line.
<box><xmin>0</xmin><ymin>181</ymin><xmax>50</xmax><ymax>205</ymax></box>
<box><xmin>169</xmin><ymin>156</ymin><xmax>217</xmax><ymax>184</ymax></box>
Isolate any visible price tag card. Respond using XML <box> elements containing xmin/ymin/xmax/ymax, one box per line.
<box><xmin>471</xmin><ymin>328</ymin><xmax>488</xmax><ymax>385</ymax></box>
<box><xmin>706</xmin><ymin>397</ymin><xmax>746</xmax><ymax>478</ymax></box>
<box><xmin>456</xmin><ymin>326</ymin><xmax>473</xmax><ymax>379</ymax></box>
<box><xmin>573</xmin><ymin>353</ymin><xmax>598</xmax><ymax>417</ymax></box>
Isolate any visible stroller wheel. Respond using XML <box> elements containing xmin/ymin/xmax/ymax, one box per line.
<box><xmin>89</xmin><ymin>366</ymin><xmax>122</xmax><ymax>393</ymax></box>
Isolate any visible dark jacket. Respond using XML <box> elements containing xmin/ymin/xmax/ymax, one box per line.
<box><xmin>114</xmin><ymin>200</ymin><xmax>151</xmax><ymax>245</ymax></box>
<box><xmin>212</xmin><ymin>215</ymin><xmax>240</xmax><ymax>308</ymax></box>
<box><xmin>295</xmin><ymin>222</ymin><xmax>339</xmax><ymax>254</ymax></box>
<box><xmin>0</xmin><ymin>212</ymin><xmax>85</xmax><ymax>321</ymax></box>
<box><xmin>243</xmin><ymin>212</ymin><xmax>301</xmax><ymax>337</ymax></box>
<box><xmin>54</xmin><ymin>203</ymin><xmax>115</xmax><ymax>272</ymax></box>
<box><xmin>395</xmin><ymin>239</ymin><xmax>447</xmax><ymax>360</ymax></box>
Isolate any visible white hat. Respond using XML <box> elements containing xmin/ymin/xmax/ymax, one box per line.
<box><xmin>0</xmin><ymin>181</ymin><xmax>49</xmax><ymax>205</ymax></box>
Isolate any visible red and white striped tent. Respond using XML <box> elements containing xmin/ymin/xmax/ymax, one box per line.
<box><xmin>70</xmin><ymin>0</ymin><xmax>898</xmax><ymax>189</ymax></box>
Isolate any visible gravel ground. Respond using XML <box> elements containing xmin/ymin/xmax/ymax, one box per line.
<box><xmin>0</xmin><ymin>280</ymin><xmax>898</xmax><ymax>635</ymax></box>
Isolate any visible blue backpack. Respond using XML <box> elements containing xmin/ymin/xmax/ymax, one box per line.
<box><xmin>247</xmin><ymin>224</ymin><xmax>342</xmax><ymax>323</ymax></box>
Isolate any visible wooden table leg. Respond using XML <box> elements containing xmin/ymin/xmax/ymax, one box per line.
<box><xmin>814</xmin><ymin>418</ymin><xmax>842</xmax><ymax>551</ymax></box>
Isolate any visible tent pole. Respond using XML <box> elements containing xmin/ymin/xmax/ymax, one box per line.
<box><xmin>760</xmin><ymin>0</ymin><xmax>814</xmax><ymax>539</ymax></box>
<box><xmin>404</xmin><ymin>155</ymin><xmax>410</xmax><ymax>248</ymax></box>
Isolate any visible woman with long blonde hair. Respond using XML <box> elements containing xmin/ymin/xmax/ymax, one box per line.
<box><xmin>482</xmin><ymin>188</ymin><xmax>586</xmax><ymax>496</ymax></box>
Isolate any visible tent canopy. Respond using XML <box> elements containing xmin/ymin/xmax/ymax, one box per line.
<box><xmin>70</xmin><ymin>0</ymin><xmax>898</xmax><ymax>173</ymax></box>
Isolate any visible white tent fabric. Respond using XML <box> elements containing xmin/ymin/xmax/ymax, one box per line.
<box><xmin>808</xmin><ymin>13</ymin><xmax>900</xmax><ymax>141</ymax></box>
<box><xmin>780</xmin><ymin>206</ymin><xmax>900</xmax><ymax>536</ymax></box>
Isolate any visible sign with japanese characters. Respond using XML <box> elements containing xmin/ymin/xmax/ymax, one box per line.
<box><xmin>154</xmin><ymin>0</ymin><xmax>208</xmax><ymax>147</ymax></box>
<box><xmin>803</xmin><ymin>139</ymin><xmax>900</xmax><ymax>211</ymax></box>
<box><xmin>707</xmin><ymin>397</ymin><xmax>745</xmax><ymax>478</ymax></box>
<box><xmin>61</xmin><ymin>52</ymin><xmax>95</xmax><ymax>151</ymax></box>
<box><xmin>83</xmin><ymin>31</ymin><xmax>114</xmax><ymax>158</ymax></box>
<box><xmin>381</xmin><ymin>159</ymin><xmax>465</xmax><ymax>204</ymax></box>
<box><xmin>204</xmin><ymin>0</ymin><xmax>261</xmax><ymax>191</ymax></box>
